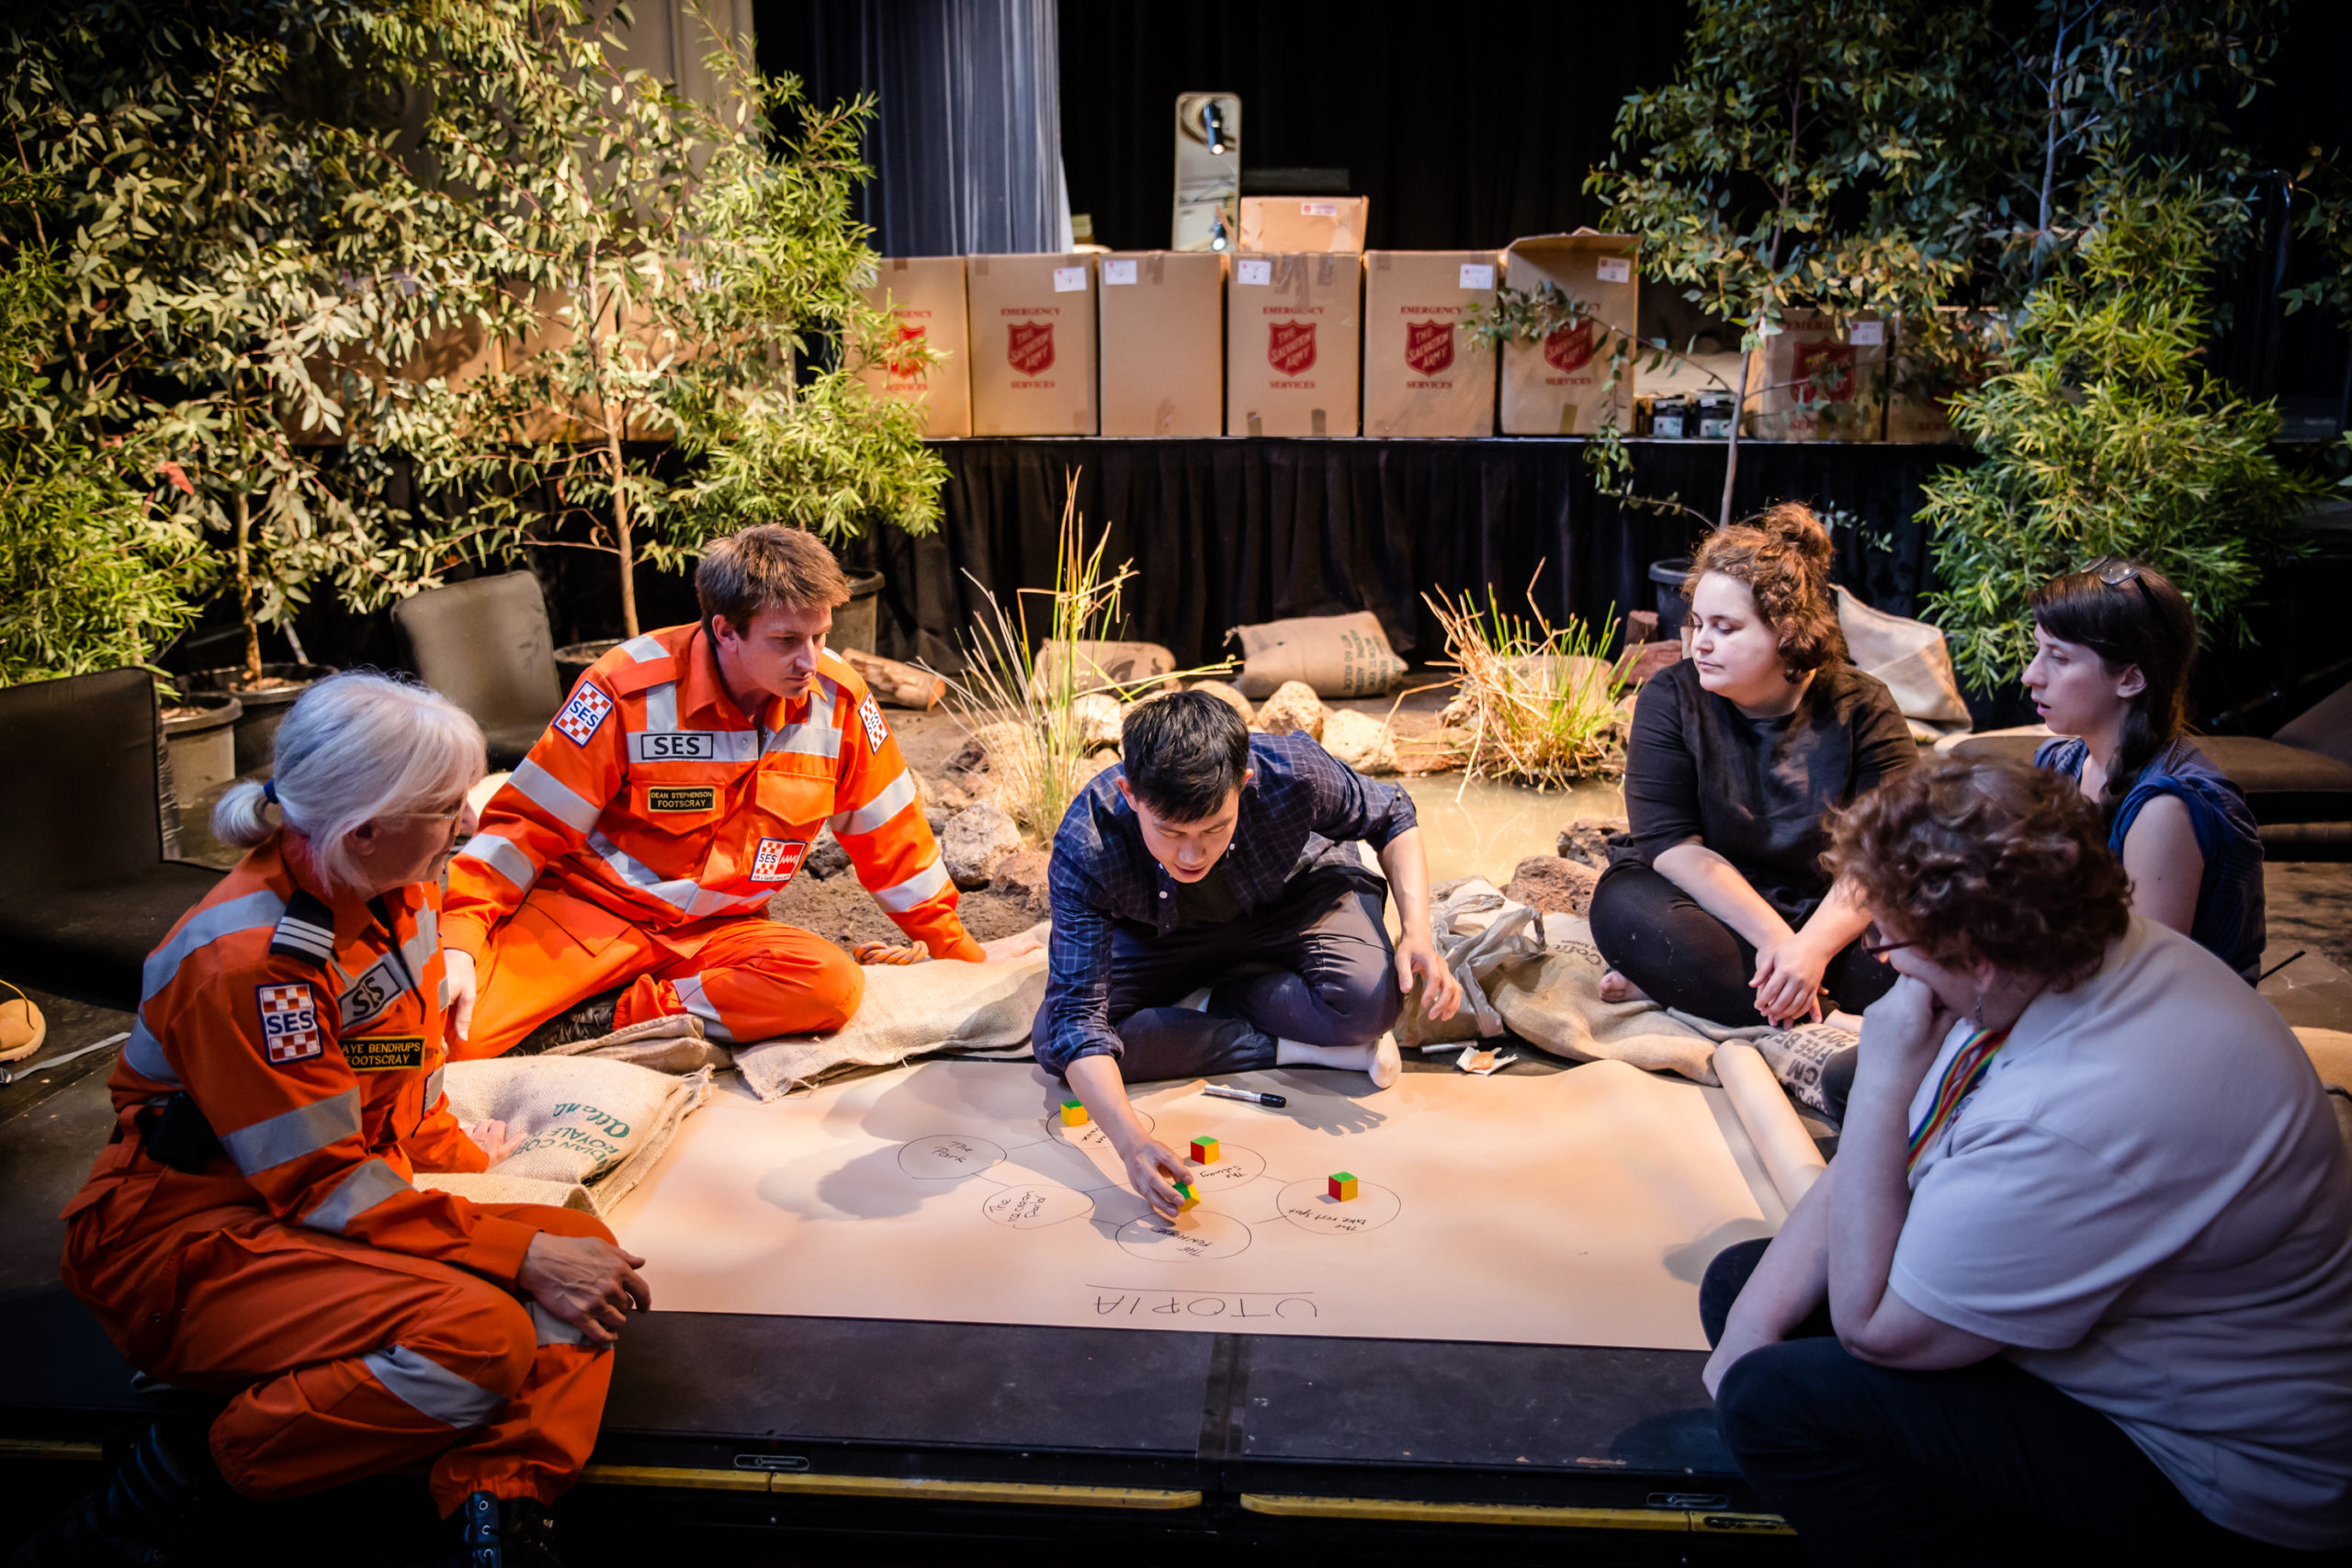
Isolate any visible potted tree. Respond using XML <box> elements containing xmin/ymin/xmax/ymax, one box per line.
<box><xmin>405</xmin><ymin>4</ymin><xmax>944</xmax><ymax>677</ymax></box>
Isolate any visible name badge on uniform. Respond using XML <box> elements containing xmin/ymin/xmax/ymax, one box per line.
<box><xmin>647</xmin><ymin>785</ymin><xmax>718</xmax><ymax>812</ymax></box>
<box><xmin>751</xmin><ymin>838</ymin><xmax>807</xmax><ymax>882</ymax></box>
<box><xmin>344</xmin><ymin>1035</ymin><xmax>427</xmax><ymax>1072</ymax></box>
<box><xmin>256</xmin><ymin>983</ymin><xmax>322</xmax><ymax>1066</ymax></box>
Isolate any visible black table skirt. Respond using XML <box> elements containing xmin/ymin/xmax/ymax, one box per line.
<box><xmin>854</xmin><ymin>437</ymin><xmax>1971</xmax><ymax>671</ymax></box>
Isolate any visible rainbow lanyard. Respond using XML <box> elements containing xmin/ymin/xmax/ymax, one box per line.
<box><xmin>1905</xmin><ymin>1024</ymin><xmax>2014</xmax><ymax>1173</ymax></box>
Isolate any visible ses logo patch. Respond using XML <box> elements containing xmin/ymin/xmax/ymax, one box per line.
<box><xmin>554</xmin><ymin>682</ymin><xmax>614</xmax><ymax>746</ymax></box>
<box><xmin>857</xmin><ymin>694</ymin><xmax>890</xmax><ymax>755</ymax></box>
<box><xmin>751</xmin><ymin>838</ymin><xmax>807</xmax><ymax>883</ymax></box>
<box><xmin>256</xmin><ymin>983</ymin><xmax>322</xmax><ymax>1065</ymax></box>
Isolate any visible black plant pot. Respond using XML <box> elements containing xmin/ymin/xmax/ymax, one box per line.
<box><xmin>1648</xmin><ymin>558</ymin><xmax>1693</xmax><ymax>641</ymax></box>
<box><xmin>185</xmin><ymin>662</ymin><xmax>335</xmax><ymax>774</ymax></box>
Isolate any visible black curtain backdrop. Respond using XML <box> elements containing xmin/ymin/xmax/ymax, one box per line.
<box><xmin>1053</xmin><ymin>2</ymin><xmax>1695</xmax><ymax>254</ymax></box>
<box><xmin>845</xmin><ymin>438</ymin><xmax>1968</xmax><ymax>676</ymax></box>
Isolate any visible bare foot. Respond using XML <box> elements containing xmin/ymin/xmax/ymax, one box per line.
<box><xmin>1598</xmin><ymin>970</ymin><xmax>1651</xmax><ymax>1005</ymax></box>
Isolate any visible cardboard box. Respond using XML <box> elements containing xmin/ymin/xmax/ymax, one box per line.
<box><xmin>966</xmin><ymin>254</ymin><xmax>1099</xmax><ymax>436</ymax></box>
<box><xmin>1227</xmin><ymin>253</ymin><xmax>1361</xmax><ymax>437</ymax></box>
<box><xmin>1097</xmin><ymin>252</ymin><xmax>1225</xmax><ymax>437</ymax></box>
<box><xmin>1239</xmin><ymin>197</ymin><xmax>1370</xmax><ymax>254</ymax></box>
<box><xmin>1498</xmin><ymin>233</ymin><xmax>1639</xmax><ymax>435</ymax></box>
<box><xmin>1884</xmin><ymin>310</ymin><xmax>2001</xmax><ymax>444</ymax></box>
<box><xmin>1747</xmin><ymin>310</ymin><xmax>1887</xmax><ymax>441</ymax></box>
<box><xmin>1363</xmin><ymin>251</ymin><xmax>1499</xmax><ymax>437</ymax></box>
<box><xmin>855</xmin><ymin>256</ymin><xmax>971</xmax><ymax>439</ymax></box>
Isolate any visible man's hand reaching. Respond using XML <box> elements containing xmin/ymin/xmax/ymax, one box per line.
<box><xmin>1396</xmin><ymin>934</ymin><xmax>1463</xmax><ymax>1021</ymax></box>
<box><xmin>515</xmin><ymin>1233</ymin><xmax>650</xmax><ymax>1348</ymax></box>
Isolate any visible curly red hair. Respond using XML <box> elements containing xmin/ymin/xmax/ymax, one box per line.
<box><xmin>1686</xmin><ymin>502</ymin><xmax>1849</xmax><ymax>681</ymax></box>
<box><xmin>1825</xmin><ymin>759</ymin><xmax>2130</xmax><ymax>988</ymax></box>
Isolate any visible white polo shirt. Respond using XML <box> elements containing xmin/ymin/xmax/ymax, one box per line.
<box><xmin>1891</xmin><ymin>917</ymin><xmax>2352</xmax><ymax>1550</ymax></box>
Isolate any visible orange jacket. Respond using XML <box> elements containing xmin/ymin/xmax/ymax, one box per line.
<box><xmin>445</xmin><ymin>624</ymin><xmax>979</xmax><ymax>963</ymax></box>
<box><xmin>63</xmin><ymin>835</ymin><xmax>538</xmax><ymax>1292</ymax></box>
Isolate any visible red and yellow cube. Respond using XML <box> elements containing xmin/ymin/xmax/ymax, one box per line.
<box><xmin>1328</xmin><ymin>1171</ymin><xmax>1359</xmax><ymax>1202</ymax></box>
<box><xmin>1190</xmin><ymin>1134</ymin><xmax>1220</xmax><ymax>1164</ymax></box>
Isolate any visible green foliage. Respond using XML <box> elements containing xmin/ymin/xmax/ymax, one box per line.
<box><xmin>1920</xmin><ymin>169</ymin><xmax>2316</xmax><ymax>691</ymax></box>
<box><xmin>4</xmin><ymin>0</ymin><xmax>511</xmax><ymax>682</ymax></box>
<box><xmin>407</xmin><ymin>3</ymin><xmax>944</xmax><ymax>637</ymax></box>
<box><xmin>1425</xmin><ymin>578</ymin><xmax>1628</xmax><ymax>790</ymax></box>
<box><xmin>0</xmin><ymin>169</ymin><xmax>205</xmax><ymax>686</ymax></box>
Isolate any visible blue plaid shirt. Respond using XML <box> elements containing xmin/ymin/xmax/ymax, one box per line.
<box><xmin>1036</xmin><ymin>731</ymin><xmax>1419</xmax><ymax>1075</ymax></box>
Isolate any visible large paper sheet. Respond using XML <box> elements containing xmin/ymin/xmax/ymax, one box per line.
<box><xmin>606</xmin><ymin>1059</ymin><xmax>1779</xmax><ymax>1349</ymax></box>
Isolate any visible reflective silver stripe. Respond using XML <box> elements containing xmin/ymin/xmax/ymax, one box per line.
<box><xmin>640</xmin><ymin>681</ymin><xmax>678</xmax><ymax>732</ymax></box>
<box><xmin>872</xmin><ymin>857</ymin><xmax>951</xmax><ymax>913</ymax></box>
<box><xmin>361</xmin><ymin>1344</ymin><xmax>505</xmax><ymax>1427</ymax></box>
<box><xmin>619</xmin><ymin>633</ymin><xmax>666</xmax><ymax>662</ymax></box>
<box><xmin>401</xmin><ymin>905</ymin><xmax>437</xmax><ymax>975</ymax></box>
<box><xmin>220</xmin><ymin>1089</ymin><xmax>361</xmax><ymax>1176</ymax></box>
<box><xmin>424</xmin><ymin>1066</ymin><xmax>446</xmax><ymax>1107</ymax></box>
<box><xmin>586</xmin><ymin>830</ymin><xmax>702</xmax><ymax>914</ymax></box>
<box><xmin>627</xmin><ymin>728</ymin><xmax>759</xmax><ymax>765</ymax></box>
<box><xmin>303</xmin><ymin>1156</ymin><xmax>412</xmax><ymax>1235</ymax></box>
<box><xmin>457</xmin><ymin>832</ymin><xmax>537</xmax><ymax>893</ymax></box>
<box><xmin>831</xmin><ymin>770</ymin><xmax>917</xmax><ymax>837</ymax></box>
<box><xmin>122</xmin><ymin>1019</ymin><xmax>180</xmax><ymax>1086</ymax></box>
<box><xmin>142</xmin><ymin>890</ymin><xmax>288</xmax><ymax>998</ymax></box>
<box><xmin>272</xmin><ymin>914</ymin><xmax>334</xmax><ymax>962</ymax></box>
<box><xmin>672</xmin><ymin>975</ymin><xmax>736</xmax><ymax>1043</ymax></box>
<box><xmin>437</xmin><ymin>975</ymin><xmax>451</xmax><ymax>1010</ymax></box>
<box><xmin>529</xmin><ymin>1303</ymin><xmax>587</xmax><ymax>1348</ymax></box>
<box><xmin>765</xmin><ymin>721</ymin><xmax>842</xmax><ymax>760</ymax></box>
<box><xmin>507</xmin><ymin>760</ymin><xmax>602</xmax><ymax>834</ymax></box>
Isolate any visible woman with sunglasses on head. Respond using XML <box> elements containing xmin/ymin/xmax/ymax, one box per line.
<box><xmin>2024</xmin><ymin>559</ymin><xmax>2264</xmax><ymax>981</ymax></box>
<box><xmin>28</xmin><ymin>672</ymin><xmax>641</xmax><ymax>1568</ymax></box>
<box><xmin>1701</xmin><ymin>760</ymin><xmax>2352</xmax><ymax>1565</ymax></box>
<box><xmin>1591</xmin><ymin>502</ymin><xmax>1917</xmax><ymax>1028</ymax></box>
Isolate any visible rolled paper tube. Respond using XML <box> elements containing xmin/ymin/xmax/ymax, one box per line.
<box><xmin>1713</xmin><ymin>1042</ymin><xmax>1826</xmax><ymax>1210</ymax></box>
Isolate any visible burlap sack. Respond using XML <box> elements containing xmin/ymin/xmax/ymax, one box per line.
<box><xmin>1837</xmin><ymin>587</ymin><xmax>1969</xmax><ymax>741</ymax></box>
<box><xmin>1227</xmin><ymin>612</ymin><xmax>1407</xmax><ymax>699</ymax></box>
<box><xmin>415</xmin><ymin>1169</ymin><xmax>597</xmax><ymax>1214</ymax></box>
<box><xmin>1030</xmin><ymin>640</ymin><xmax>1178</xmax><ymax>697</ymax></box>
<box><xmin>734</xmin><ymin>946</ymin><xmax>1051</xmax><ymax>1101</ymax></box>
<box><xmin>439</xmin><ymin>1057</ymin><xmax>713</xmax><ymax>1213</ymax></box>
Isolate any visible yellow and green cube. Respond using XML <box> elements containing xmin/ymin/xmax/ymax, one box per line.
<box><xmin>1059</xmin><ymin>1100</ymin><xmax>1089</xmax><ymax>1127</ymax></box>
<box><xmin>1173</xmin><ymin>1181</ymin><xmax>1200</xmax><ymax>1213</ymax></box>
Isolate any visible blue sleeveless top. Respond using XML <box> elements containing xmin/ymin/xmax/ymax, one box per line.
<box><xmin>2036</xmin><ymin>736</ymin><xmax>2267</xmax><ymax>982</ymax></box>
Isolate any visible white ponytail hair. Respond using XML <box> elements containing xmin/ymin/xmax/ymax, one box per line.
<box><xmin>210</xmin><ymin>671</ymin><xmax>487</xmax><ymax>895</ymax></box>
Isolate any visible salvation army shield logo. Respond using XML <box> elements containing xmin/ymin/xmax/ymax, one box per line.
<box><xmin>1405</xmin><ymin>319</ymin><xmax>1454</xmax><ymax>375</ymax></box>
<box><xmin>1007</xmin><ymin>321</ymin><xmax>1055</xmax><ymax>375</ymax></box>
<box><xmin>1542</xmin><ymin>320</ymin><xmax>1597</xmax><ymax>374</ymax></box>
<box><xmin>1267</xmin><ymin>320</ymin><xmax>1317</xmax><ymax>375</ymax></box>
<box><xmin>886</xmin><ymin>323</ymin><xmax>928</xmax><ymax>378</ymax></box>
<box><xmin>1792</xmin><ymin>340</ymin><xmax>1859</xmax><ymax>404</ymax></box>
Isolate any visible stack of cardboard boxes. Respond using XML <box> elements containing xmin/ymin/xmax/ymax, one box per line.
<box><xmin>854</xmin><ymin>229</ymin><xmax>1939</xmax><ymax>444</ymax></box>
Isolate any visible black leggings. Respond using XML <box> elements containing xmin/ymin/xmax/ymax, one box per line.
<box><xmin>1589</xmin><ymin>862</ymin><xmax>1896</xmax><ymax>1027</ymax></box>
<box><xmin>1700</xmin><ymin>1240</ymin><xmax>2307</xmax><ymax>1566</ymax></box>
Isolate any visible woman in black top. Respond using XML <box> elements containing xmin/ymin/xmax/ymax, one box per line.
<box><xmin>1591</xmin><ymin>505</ymin><xmax>1917</xmax><ymax>1027</ymax></box>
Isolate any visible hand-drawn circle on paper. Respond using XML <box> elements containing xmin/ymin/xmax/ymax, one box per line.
<box><xmin>1114</xmin><ymin>1210</ymin><xmax>1252</xmax><ymax>1261</ymax></box>
<box><xmin>897</xmin><ymin>1134</ymin><xmax>1008</xmax><ymax>1180</ymax></box>
<box><xmin>1186</xmin><ymin>1142</ymin><xmax>1266</xmax><ymax>1189</ymax></box>
<box><xmin>1275</xmin><ymin>1177</ymin><xmax>1401</xmax><ymax>1235</ymax></box>
<box><xmin>981</xmin><ymin>1184</ymin><xmax>1094</xmax><ymax>1230</ymax></box>
<box><xmin>1048</xmin><ymin>1108</ymin><xmax>1152</xmax><ymax>1148</ymax></box>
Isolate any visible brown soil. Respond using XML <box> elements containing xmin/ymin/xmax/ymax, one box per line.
<box><xmin>765</xmin><ymin>872</ymin><xmax>1039</xmax><ymax>953</ymax></box>
<box><xmin>239</xmin><ymin>676</ymin><xmax>303</xmax><ymax>692</ymax></box>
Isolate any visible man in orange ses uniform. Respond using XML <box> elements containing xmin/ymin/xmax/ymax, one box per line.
<box><xmin>444</xmin><ymin>525</ymin><xmax>1029</xmax><ymax>1061</ymax></box>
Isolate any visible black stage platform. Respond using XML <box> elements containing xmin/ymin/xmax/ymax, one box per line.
<box><xmin>0</xmin><ymin>1000</ymin><xmax>1804</xmax><ymax>1561</ymax></box>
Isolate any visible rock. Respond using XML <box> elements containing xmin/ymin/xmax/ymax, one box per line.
<box><xmin>1070</xmin><ymin>692</ymin><xmax>1124</xmax><ymax>750</ymax></box>
<box><xmin>940</xmin><ymin>801</ymin><xmax>1023</xmax><ymax>890</ymax></box>
<box><xmin>920</xmin><ymin>768</ymin><xmax>977</xmax><ymax>815</ymax></box>
<box><xmin>1503</xmin><ymin>854</ymin><xmax>1600</xmax><ymax>916</ymax></box>
<box><xmin>947</xmin><ymin>721</ymin><xmax>1041</xmax><ymax>803</ymax></box>
<box><xmin>1627</xmin><ymin>639</ymin><xmax>1683</xmax><ymax>685</ymax></box>
<box><xmin>1555</xmin><ymin>818</ymin><xmax>1625</xmax><ymax>870</ymax></box>
<box><xmin>804</xmin><ymin>829</ymin><xmax>852</xmax><ymax>881</ymax></box>
<box><xmin>1187</xmin><ymin>680</ymin><xmax>1256</xmax><ymax>726</ymax></box>
<box><xmin>923</xmin><ymin>806</ymin><xmax>950</xmax><ymax>835</ymax></box>
<box><xmin>1256</xmin><ymin>680</ymin><xmax>1325</xmax><ymax>739</ymax></box>
<box><xmin>1319</xmin><ymin>707</ymin><xmax>1396</xmax><ymax>773</ymax></box>
<box><xmin>990</xmin><ymin>848</ymin><xmax>1054</xmax><ymax>919</ymax></box>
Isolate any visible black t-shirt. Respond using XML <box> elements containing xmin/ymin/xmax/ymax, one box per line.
<box><xmin>1611</xmin><ymin>660</ymin><xmax>1917</xmax><ymax>925</ymax></box>
<box><xmin>1170</xmin><ymin>861</ymin><xmax>1245</xmax><ymax>928</ymax></box>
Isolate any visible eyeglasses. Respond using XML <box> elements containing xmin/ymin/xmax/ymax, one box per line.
<box><xmin>1860</xmin><ymin>922</ymin><xmax>1917</xmax><ymax>958</ymax></box>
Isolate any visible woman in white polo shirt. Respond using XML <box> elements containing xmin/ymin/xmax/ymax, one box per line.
<box><xmin>1700</xmin><ymin>759</ymin><xmax>2352</xmax><ymax>1563</ymax></box>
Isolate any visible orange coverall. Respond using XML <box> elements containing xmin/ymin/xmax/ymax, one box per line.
<box><xmin>445</xmin><ymin>624</ymin><xmax>980</xmax><ymax>1060</ymax></box>
<box><xmin>60</xmin><ymin>835</ymin><xmax>609</xmax><ymax>1516</ymax></box>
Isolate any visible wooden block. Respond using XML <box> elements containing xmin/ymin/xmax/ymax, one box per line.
<box><xmin>1626</xmin><ymin>609</ymin><xmax>1660</xmax><ymax>645</ymax></box>
<box><xmin>842</xmin><ymin>647</ymin><xmax>947</xmax><ymax>710</ymax></box>
<box><xmin>1628</xmin><ymin>639</ymin><xmax>1684</xmax><ymax>686</ymax></box>
<box><xmin>1059</xmin><ymin>1100</ymin><xmax>1088</xmax><ymax>1127</ymax></box>
<box><xmin>1173</xmin><ymin>1181</ymin><xmax>1199</xmax><ymax>1213</ymax></box>
<box><xmin>1328</xmin><ymin>1171</ymin><xmax>1358</xmax><ymax>1202</ymax></box>
<box><xmin>1190</xmin><ymin>1135</ymin><xmax>1220</xmax><ymax>1164</ymax></box>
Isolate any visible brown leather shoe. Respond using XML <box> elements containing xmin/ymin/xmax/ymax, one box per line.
<box><xmin>0</xmin><ymin>981</ymin><xmax>44</xmax><ymax>1064</ymax></box>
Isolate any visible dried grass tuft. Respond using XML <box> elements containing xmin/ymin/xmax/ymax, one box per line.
<box><xmin>1421</xmin><ymin>570</ymin><xmax>1629</xmax><ymax>791</ymax></box>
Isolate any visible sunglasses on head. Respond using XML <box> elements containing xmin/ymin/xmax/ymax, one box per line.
<box><xmin>2083</xmin><ymin>556</ymin><xmax>2154</xmax><ymax>603</ymax></box>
